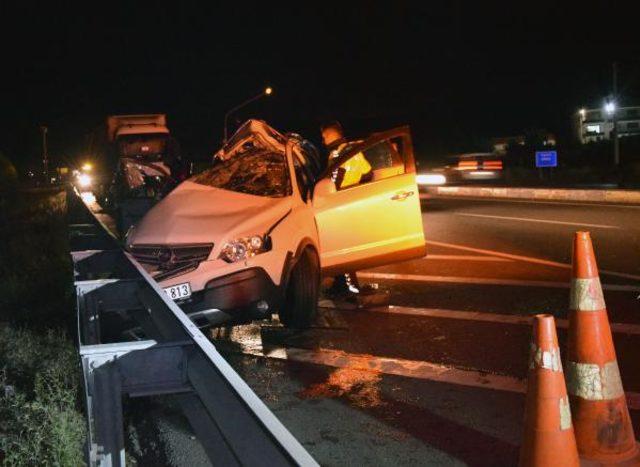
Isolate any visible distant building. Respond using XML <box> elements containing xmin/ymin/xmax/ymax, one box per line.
<box><xmin>492</xmin><ymin>135</ymin><xmax>525</xmax><ymax>154</ymax></box>
<box><xmin>539</xmin><ymin>132</ymin><xmax>557</xmax><ymax>147</ymax></box>
<box><xmin>576</xmin><ymin>106</ymin><xmax>640</xmax><ymax>144</ymax></box>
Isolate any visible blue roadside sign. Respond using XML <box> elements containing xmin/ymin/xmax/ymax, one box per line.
<box><xmin>535</xmin><ymin>150</ymin><xmax>558</xmax><ymax>168</ymax></box>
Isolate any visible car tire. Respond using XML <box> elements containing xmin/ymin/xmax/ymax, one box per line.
<box><xmin>278</xmin><ymin>247</ymin><xmax>319</xmax><ymax>329</ymax></box>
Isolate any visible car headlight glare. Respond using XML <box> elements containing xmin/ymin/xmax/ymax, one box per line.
<box><xmin>220</xmin><ymin>235</ymin><xmax>270</xmax><ymax>263</ymax></box>
<box><xmin>416</xmin><ymin>173</ymin><xmax>446</xmax><ymax>185</ymax></box>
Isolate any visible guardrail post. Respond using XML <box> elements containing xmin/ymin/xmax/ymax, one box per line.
<box><xmin>92</xmin><ymin>362</ymin><xmax>125</xmax><ymax>467</ymax></box>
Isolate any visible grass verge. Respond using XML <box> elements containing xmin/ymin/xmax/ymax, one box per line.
<box><xmin>0</xmin><ymin>186</ymin><xmax>85</xmax><ymax>466</ymax></box>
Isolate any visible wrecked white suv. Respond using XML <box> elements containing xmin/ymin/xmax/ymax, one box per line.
<box><xmin>126</xmin><ymin>120</ymin><xmax>425</xmax><ymax>328</ymax></box>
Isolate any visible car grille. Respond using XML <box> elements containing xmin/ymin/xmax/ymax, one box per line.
<box><xmin>129</xmin><ymin>243</ymin><xmax>213</xmax><ymax>281</ymax></box>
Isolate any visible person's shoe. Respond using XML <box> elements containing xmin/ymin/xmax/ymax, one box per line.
<box><xmin>347</xmin><ymin>283</ymin><xmax>360</xmax><ymax>294</ymax></box>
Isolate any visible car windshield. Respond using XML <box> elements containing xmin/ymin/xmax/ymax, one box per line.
<box><xmin>190</xmin><ymin>149</ymin><xmax>291</xmax><ymax>198</ymax></box>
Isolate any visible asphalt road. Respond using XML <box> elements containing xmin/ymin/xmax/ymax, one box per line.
<box><xmin>90</xmin><ymin>193</ymin><xmax>640</xmax><ymax>465</ymax></box>
<box><xmin>212</xmin><ymin>195</ymin><xmax>640</xmax><ymax>466</ymax></box>
<box><xmin>421</xmin><ymin>196</ymin><xmax>640</xmax><ymax>276</ymax></box>
<box><xmin>365</xmin><ymin>196</ymin><xmax>640</xmax><ymax>320</ymax></box>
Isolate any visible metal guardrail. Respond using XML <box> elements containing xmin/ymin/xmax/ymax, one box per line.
<box><xmin>67</xmin><ymin>190</ymin><xmax>318</xmax><ymax>467</ymax></box>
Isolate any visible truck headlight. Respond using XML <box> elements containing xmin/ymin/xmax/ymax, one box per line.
<box><xmin>77</xmin><ymin>173</ymin><xmax>92</xmax><ymax>188</ymax></box>
<box><xmin>220</xmin><ymin>235</ymin><xmax>271</xmax><ymax>263</ymax></box>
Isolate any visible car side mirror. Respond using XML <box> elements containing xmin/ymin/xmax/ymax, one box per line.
<box><xmin>313</xmin><ymin>177</ymin><xmax>336</xmax><ymax>200</ymax></box>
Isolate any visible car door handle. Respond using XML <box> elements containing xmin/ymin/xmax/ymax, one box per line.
<box><xmin>391</xmin><ymin>191</ymin><xmax>414</xmax><ymax>201</ymax></box>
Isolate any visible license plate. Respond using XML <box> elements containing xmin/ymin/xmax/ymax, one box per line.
<box><xmin>164</xmin><ymin>282</ymin><xmax>191</xmax><ymax>301</ymax></box>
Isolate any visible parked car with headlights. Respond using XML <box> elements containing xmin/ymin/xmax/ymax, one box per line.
<box><xmin>126</xmin><ymin>120</ymin><xmax>425</xmax><ymax>328</ymax></box>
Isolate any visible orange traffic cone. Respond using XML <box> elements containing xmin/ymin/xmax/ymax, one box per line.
<box><xmin>566</xmin><ymin>231</ymin><xmax>640</xmax><ymax>464</ymax></box>
<box><xmin>520</xmin><ymin>314</ymin><xmax>580</xmax><ymax>467</ymax></box>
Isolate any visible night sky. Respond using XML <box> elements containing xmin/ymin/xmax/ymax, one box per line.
<box><xmin>2</xmin><ymin>2</ymin><xmax>639</xmax><ymax>169</ymax></box>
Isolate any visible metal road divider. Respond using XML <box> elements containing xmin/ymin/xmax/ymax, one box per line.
<box><xmin>67</xmin><ymin>189</ymin><xmax>318</xmax><ymax>467</ymax></box>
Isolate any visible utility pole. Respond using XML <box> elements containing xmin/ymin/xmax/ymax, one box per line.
<box><xmin>612</xmin><ymin>62</ymin><xmax>620</xmax><ymax>167</ymax></box>
<box><xmin>40</xmin><ymin>125</ymin><xmax>49</xmax><ymax>183</ymax></box>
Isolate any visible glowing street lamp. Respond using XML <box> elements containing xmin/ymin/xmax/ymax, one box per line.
<box><xmin>604</xmin><ymin>101</ymin><xmax>616</xmax><ymax>115</ymax></box>
<box><xmin>223</xmin><ymin>87</ymin><xmax>274</xmax><ymax>144</ymax></box>
<box><xmin>578</xmin><ymin>108</ymin><xmax>586</xmax><ymax>119</ymax></box>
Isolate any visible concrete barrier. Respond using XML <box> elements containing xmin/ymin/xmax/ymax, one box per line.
<box><xmin>426</xmin><ymin>186</ymin><xmax>640</xmax><ymax>205</ymax></box>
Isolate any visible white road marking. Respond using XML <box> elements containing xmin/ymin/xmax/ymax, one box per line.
<box><xmin>427</xmin><ymin>239</ymin><xmax>570</xmax><ymax>268</ymax></box>
<box><xmin>212</xmin><ymin>310</ymin><xmax>640</xmax><ymax>408</ymax></box>
<box><xmin>227</xmin><ymin>341</ymin><xmax>640</xmax><ymax>410</ymax></box>
<box><xmin>232</xmin><ymin>342</ymin><xmax>526</xmax><ymax>393</ymax></box>
<box><xmin>455</xmin><ymin>212</ymin><xmax>620</xmax><ymax>230</ymax></box>
<box><xmin>422</xmin><ymin>193</ymin><xmax>640</xmax><ymax>210</ymax></box>
<box><xmin>426</xmin><ymin>254</ymin><xmax>512</xmax><ymax>262</ymax></box>
<box><xmin>424</xmin><ymin>239</ymin><xmax>640</xmax><ymax>282</ymax></box>
<box><xmin>335</xmin><ymin>305</ymin><xmax>640</xmax><ymax>336</ymax></box>
<box><xmin>358</xmin><ymin>271</ymin><xmax>640</xmax><ymax>293</ymax></box>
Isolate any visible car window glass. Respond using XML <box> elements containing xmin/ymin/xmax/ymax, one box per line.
<box><xmin>332</xmin><ymin>137</ymin><xmax>406</xmax><ymax>189</ymax></box>
<box><xmin>363</xmin><ymin>140</ymin><xmax>404</xmax><ymax>171</ymax></box>
<box><xmin>297</xmin><ymin>140</ymin><xmax>323</xmax><ymax>180</ymax></box>
<box><xmin>190</xmin><ymin>149</ymin><xmax>291</xmax><ymax>198</ymax></box>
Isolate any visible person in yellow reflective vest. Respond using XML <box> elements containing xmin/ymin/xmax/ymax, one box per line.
<box><xmin>321</xmin><ymin>120</ymin><xmax>372</xmax><ymax>189</ymax></box>
<box><xmin>320</xmin><ymin>120</ymin><xmax>372</xmax><ymax>296</ymax></box>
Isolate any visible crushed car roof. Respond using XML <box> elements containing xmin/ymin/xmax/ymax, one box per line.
<box><xmin>217</xmin><ymin>119</ymin><xmax>286</xmax><ymax>160</ymax></box>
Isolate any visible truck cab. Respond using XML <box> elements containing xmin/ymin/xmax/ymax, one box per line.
<box><xmin>99</xmin><ymin>114</ymin><xmax>187</xmax><ymax>234</ymax></box>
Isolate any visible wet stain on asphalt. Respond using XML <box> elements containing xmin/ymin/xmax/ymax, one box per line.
<box><xmin>298</xmin><ymin>367</ymin><xmax>384</xmax><ymax>408</ymax></box>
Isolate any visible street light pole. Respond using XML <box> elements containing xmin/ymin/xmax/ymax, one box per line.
<box><xmin>40</xmin><ymin>125</ymin><xmax>49</xmax><ymax>183</ymax></box>
<box><xmin>223</xmin><ymin>87</ymin><xmax>273</xmax><ymax>144</ymax></box>
<box><xmin>612</xmin><ymin>62</ymin><xmax>620</xmax><ymax>167</ymax></box>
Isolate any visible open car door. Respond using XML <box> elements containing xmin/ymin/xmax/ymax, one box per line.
<box><xmin>313</xmin><ymin>126</ymin><xmax>426</xmax><ymax>275</ymax></box>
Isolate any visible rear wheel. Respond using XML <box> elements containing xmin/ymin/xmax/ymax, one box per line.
<box><xmin>278</xmin><ymin>248</ymin><xmax>319</xmax><ymax>329</ymax></box>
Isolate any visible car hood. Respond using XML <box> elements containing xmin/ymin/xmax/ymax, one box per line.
<box><xmin>128</xmin><ymin>181</ymin><xmax>292</xmax><ymax>246</ymax></box>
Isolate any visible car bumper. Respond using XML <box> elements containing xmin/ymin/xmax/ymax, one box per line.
<box><xmin>178</xmin><ymin>267</ymin><xmax>282</xmax><ymax>326</ymax></box>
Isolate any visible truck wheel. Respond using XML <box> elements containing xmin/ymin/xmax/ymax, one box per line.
<box><xmin>278</xmin><ymin>248</ymin><xmax>319</xmax><ymax>329</ymax></box>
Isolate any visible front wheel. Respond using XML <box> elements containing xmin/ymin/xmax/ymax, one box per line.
<box><xmin>278</xmin><ymin>248</ymin><xmax>319</xmax><ymax>329</ymax></box>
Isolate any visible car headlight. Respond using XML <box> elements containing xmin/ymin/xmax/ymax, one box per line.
<box><xmin>416</xmin><ymin>173</ymin><xmax>447</xmax><ymax>185</ymax></box>
<box><xmin>220</xmin><ymin>235</ymin><xmax>271</xmax><ymax>263</ymax></box>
